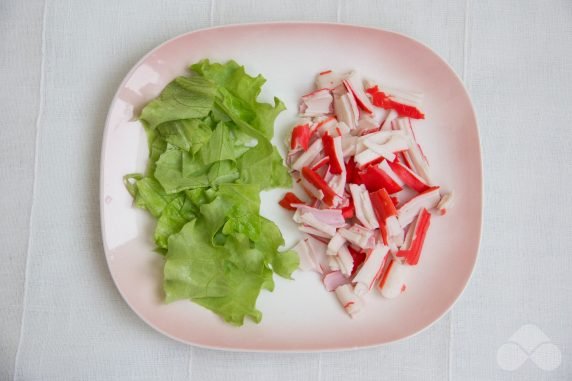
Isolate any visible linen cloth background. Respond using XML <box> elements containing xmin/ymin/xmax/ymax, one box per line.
<box><xmin>1</xmin><ymin>0</ymin><xmax>571</xmax><ymax>380</ymax></box>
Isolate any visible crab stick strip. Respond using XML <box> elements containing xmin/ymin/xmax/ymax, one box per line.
<box><xmin>378</xmin><ymin>160</ymin><xmax>405</xmax><ymax>188</ymax></box>
<box><xmin>378</xmin><ymin>259</ymin><xmax>409</xmax><ymax>298</ymax></box>
<box><xmin>343</xmin><ymin>72</ymin><xmax>375</xmax><ymax>114</ymax></box>
<box><xmin>279</xmin><ymin>192</ymin><xmax>305</xmax><ymax>211</ymax></box>
<box><xmin>301</xmin><ymin>166</ymin><xmax>338</xmax><ymax>206</ymax></box>
<box><xmin>338</xmin><ymin>224</ymin><xmax>375</xmax><ymax>249</ymax></box>
<box><xmin>396</xmin><ymin>208</ymin><xmax>431</xmax><ymax>265</ymax></box>
<box><xmin>290</xmin><ymin>124</ymin><xmax>311</xmax><ymax>151</ymax></box>
<box><xmin>365</xmin><ymin>81</ymin><xmax>424</xmax><ymax>109</ymax></box>
<box><xmin>387</xmin><ymin>159</ymin><xmax>430</xmax><ymax>193</ymax></box>
<box><xmin>354</xmin><ymin>133</ymin><xmax>410</xmax><ymax>167</ymax></box>
<box><xmin>293</xmin><ymin>235</ymin><xmax>329</xmax><ymax>274</ymax></box>
<box><xmin>299</xmin><ymin>225</ymin><xmax>330</xmax><ymax>239</ymax></box>
<box><xmin>299</xmin><ymin>212</ymin><xmax>337</xmax><ymax>237</ymax></box>
<box><xmin>349</xmin><ymin>184</ymin><xmax>379</xmax><ymax>229</ymax></box>
<box><xmin>299</xmin><ymin>88</ymin><xmax>333</xmax><ymax>116</ymax></box>
<box><xmin>323</xmin><ymin>270</ymin><xmax>349</xmax><ymax>291</ymax></box>
<box><xmin>356</xmin><ymin>115</ymin><xmax>380</xmax><ymax>136</ymax></box>
<box><xmin>291</xmin><ymin>139</ymin><xmax>324</xmax><ymax>171</ymax></box>
<box><xmin>394</xmin><ymin>118</ymin><xmax>434</xmax><ymax>185</ymax></box>
<box><xmin>359</xmin><ymin>165</ymin><xmax>403</xmax><ymax>194</ymax></box>
<box><xmin>336</xmin><ymin>245</ymin><xmax>354</xmax><ymax>276</ymax></box>
<box><xmin>436</xmin><ymin>192</ymin><xmax>455</xmax><ymax>215</ymax></box>
<box><xmin>353</xmin><ymin>244</ymin><xmax>389</xmax><ymax>296</ymax></box>
<box><xmin>397</xmin><ymin>186</ymin><xmax>440</xmax><ymax>228</ymax></box>
<box><xmin>314</xmin><ymin>116</ymin><xmax>338</xmax><ymax>137</ymax></box>
<box><xmin>341</xmin><ymin>135</ymin><xmax>358</xmax><ymax>158</ymax></box>
<box><xmin>316</xmin><ymin>70</ymin><xmax>344</xmax><ymax>89</ymax></box>
<box><xmin>322</xmin><ymin>134</ymin><xmax>345</xmax><ymax>174</ymax></box>
<box><xmin>293</xmin><ymin>205</ymin><xmax>346</xmax><ymax>227</ymax></box>
<box><xmin>335</xmin><ymin>284</ymin><xmax>363</xmax><ymax>317</ymax></box>
<box><xmin>333</xmin><ymin>85</ymin><xmax>359</xmax><ymax>129</ymax></box>
<box><xmin>380</xmin><ymin>109</ymin><xmax>398</xmax><ymax>131</ymax></box>
<box><xmin>365</xmin><ymin>85</ymin><xmax>424</xmax><ymax>119</ymax></box>
<box><xmin>299</xmin><ymin>177</ymin><xmax>324</xmax><ymax>200</ymax></box>
<box><xmin>370</xmin><ymin>188</ymin><xmax>404</xmax><ymax>245</ymax></box>
<box><xmin>327</xmin><ymin>232</ymin><xmax>346</xmax><ymax>256</ymax></box>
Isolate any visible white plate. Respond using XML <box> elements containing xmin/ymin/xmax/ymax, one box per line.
<box><xmin>100</xmin><ymin>22</ymin><xmax>482</xmax><ymax>351</ymax></box>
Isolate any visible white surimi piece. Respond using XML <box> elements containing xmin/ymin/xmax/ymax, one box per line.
<box><xmin>335</xmin><ymin>284</ymin><xmax>363</xmax><ymax>318</ymax></box>
<box><xmin>353</xmin><ymin>244</ymin><xmax>389</xmax><ymax>296</ymax></box>
<box><xmin>291</xmin><ymin>139</ymin><xmax>323</xmax><ymax>171</ymax></box>
<box><xmin>379</xmin><ymin>259</ymin><xmax>410</xmax><ymax>299</ymax></box>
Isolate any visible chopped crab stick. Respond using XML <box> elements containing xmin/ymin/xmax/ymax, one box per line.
<box><xmin>355</xmin><ymin>145</ymin><xmax>395</xmax><ymax>166</ymax></box>
<box><xmin>396</xmin><ymin>208</ymin><xmax>431</xmax><ymax>265</ymax></box>
<box><xmin>299</xmin><ymin>225</ymin><xmax>331</xmax><ymax>239</ymax></box>
<box><xmin>279</xmin><ymin>192</ymin><xmax>305</xmax><ymax>210</ymax></box>
<box><xmin>311</xmin><ymin>156</ymin><xmax>330</xmax><ymax>171</ymax></box>
<box><xmin>336</xmin><ymin>245</ymin><xmax>354</xmax><ymax>276</ymax></box>
<box><xmin>338</xmin><ymin>224</ymin><xmax>375</xmax><ymax>249</ymax></box>
<box><xmin>293</xmin><ymin>205</ymin><xmax>346</xmax><ymax>227</ymax></box>
<box><xmin>378</xmin><ymin>259</ymin><xmax>409</xmax><ymax>298</ymax></box>
<box><xmin>343</xmin><ymin>72</ymin><xmax>375</xmax><ymax>114</ymax></box>
<box><xmin>365</xmin><ymin>81</ymin><xmax>424</xmax><ymax>108</ymax></box>
<box><xmin>301</xmin><ymin>166</ymin><xmax>338</xmax><ymax>206</ymax></box>
<box><xmin>356</xmin><ymin>115</ymin><xmax>380</xmax><ymax>135</ymax></box>
<box><xmin>387</xmin><ymin>159</ymin><xmax>430</xmax><ymax>193</ymax></box>
<box><xmin>353</xmin><ymin>244</ymin><xmax>389</xmax><ymax>296</ymax></box>
<box><xmin>354</xmin><ymin>134</ymin><xmax>409</xmax><ymax>167</ymax></box>
<box><xmin>394</xmin><ymin>118</ymin><xmax>434</xmax><ymax>185</ymax></box>
<box><xmin>322</xmin><ymin>134</ymin><xmax>345</xmax><ymax>174</ymax></box>
<box><xmin>316</xmin><ymin>70</ymin><xmax>344</xmax><ymax>89</ymax></box>
<box><xmin>357</xmin><ymin>129</ymin><xmax>405</xmax><ymax>145</ymax></box>
<box><xmin>327</xmin><ymin>172</ymin><xmax>346</xmax><ymax>200</ymax></box>
<box><xmin>299</xmin><ymin>212</ymin><xmax>337</xmax><ymax>237</ymax></box>
<box><xmin>397</xmin><ymin>187</ymin><xmax>441</xmax><ymax>227</ymax></box>
<box><xmin>378</xmin><ymin>160</ymin><xmax>405</xmax><ymax>187</ymax></box>
<box><xmin>314</xmin><ymin>116</ymin><xmax>339</xmax><ymax>136</ymax></box>
<box><xmin>292</xmin><ymin>139</ymin><xmax>323</xmax><ymax>171</ymax></box>
<box><xmin>341</xmin><ymin>135</ymin><xmax>358</xmax><ymax>158</ymax></box>
<box><xmin>299</xmin><ymin>177</ymin><xmax>324</xmax><ymax>200</ymax></box>
<box><xmin>290</xmin><ymin>124</ymin><xmax>311</xmax><ymax>151</ymax></box>
<box><xmin>333</xmin><ymin>86</ymin><xmax>359</xmax><ymax>129</ymax></box>
<box><xmin>293</xmin><ymin>235</ymin><xmax>329</xmax><ymax>274</ymax></box>
<box><xmin>335</xmin><ymin>284</ymin><xmax>363</xmax><ymax>317</ymax></box>
<box><xmin>349</xmin><ymin>184</ymin><xmax>379</xmax><ymax>229</ymax></box>
<box><xmin>359</xmin><ymin>165</ymin><xmax>403</xmax><ymax>194</ymax></box>
<box><xmin>323</xmin><ymin>271</ymin><xmax>349</xmax><ymax>291</ymax></box>
<box><xmin>327</xmin><ymin>232</ymin><xmax>347</xmax><ymax>256</ymax></box>
<box><xmin>365</xmin><ymin>84</ymin><xmax>424</xmax><ymax>119</ymax></box>
<box><xmin>380</xmin><ymin>109</ymin><xmax>398</xmax><ymax>130</ymax></box>
<box><xmin>436</xmin><ymin>192</ymin><xmax>455</xmax><ymax>215</ymax></box>
<box><xmin>370</xmin><ymin>188</ymin><xmax>404</xmax><ymax>245</ymax></box>
<box><xmin>299</xmin><ymin>88</ymin><xmax>333</xmax><ymax>116</ymax></box>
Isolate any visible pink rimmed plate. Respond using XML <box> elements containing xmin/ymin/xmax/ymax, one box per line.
<box><xmin>100</xmin><ymin>22</ymin><xmax>482</xmax><ymax>351</ymax></box>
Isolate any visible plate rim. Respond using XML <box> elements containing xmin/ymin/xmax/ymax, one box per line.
<box><xmin>100</xmin><ymin>21</ymin><xmax>483</xmax><ymax>352</ymax></box>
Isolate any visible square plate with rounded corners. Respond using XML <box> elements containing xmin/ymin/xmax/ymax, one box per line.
<box><xmin>101</xmin><ymin>22</ymin><xmax>482</xmax><ymax>351</ymax></box>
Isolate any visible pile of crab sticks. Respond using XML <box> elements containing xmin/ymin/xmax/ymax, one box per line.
<box><xmin>280</xmin><ymin>70</ymin><xmax>454</xmax><ymax>318</ymax></box>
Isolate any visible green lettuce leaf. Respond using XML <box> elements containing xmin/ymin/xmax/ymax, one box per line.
<box><xmin>125</xmin><ymin>60</ymin><xmax>298</xmax><ymax>326</ymax></box>
<box><xmin>155</xmin><ymin>149</ymin><xmax>209</xmax><ymax>193</ymax></box>
<box><xmin>192</xmin><ymin>60</ymin><xmax>285</xmax><ymax>140</ymax></box>
<box><xmin>154</xmin><ymin>195</ymin><xmax>197</xmax><ymax>249</ymax></box>
<box><xmin>199</xmin><ymin>122</ymin><xmax>236</xmax><ymax>164</ymax></box>
<box><xmin>140</xmin><ymin>76</ymin><xmax>216</xmax><ymax>130</ymax></box>
<box><xmin>157</xmin><ymin>119</ymin><xmax>212</xmax><ymax>154</ymax></box>
<box><xmin>124</xmin><ymin>175</ymin><xmax>176</xmax><ymax>218</ymax></box>
<box><xmin>164</xmin><ymin>219</ymin><xmax>272</xmax><ymax>325</ymax></box>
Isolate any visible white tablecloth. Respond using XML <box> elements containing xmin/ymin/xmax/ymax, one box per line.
<box><xmin>1</xmin><ymin>0</ymin><xmax>571</xmax><ymax>379</ymax></box>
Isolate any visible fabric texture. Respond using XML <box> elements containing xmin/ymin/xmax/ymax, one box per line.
<box><xmin>1</xmin><ymin>0</ymin><xmax>571</xmax><ymax>380</ymax></box>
